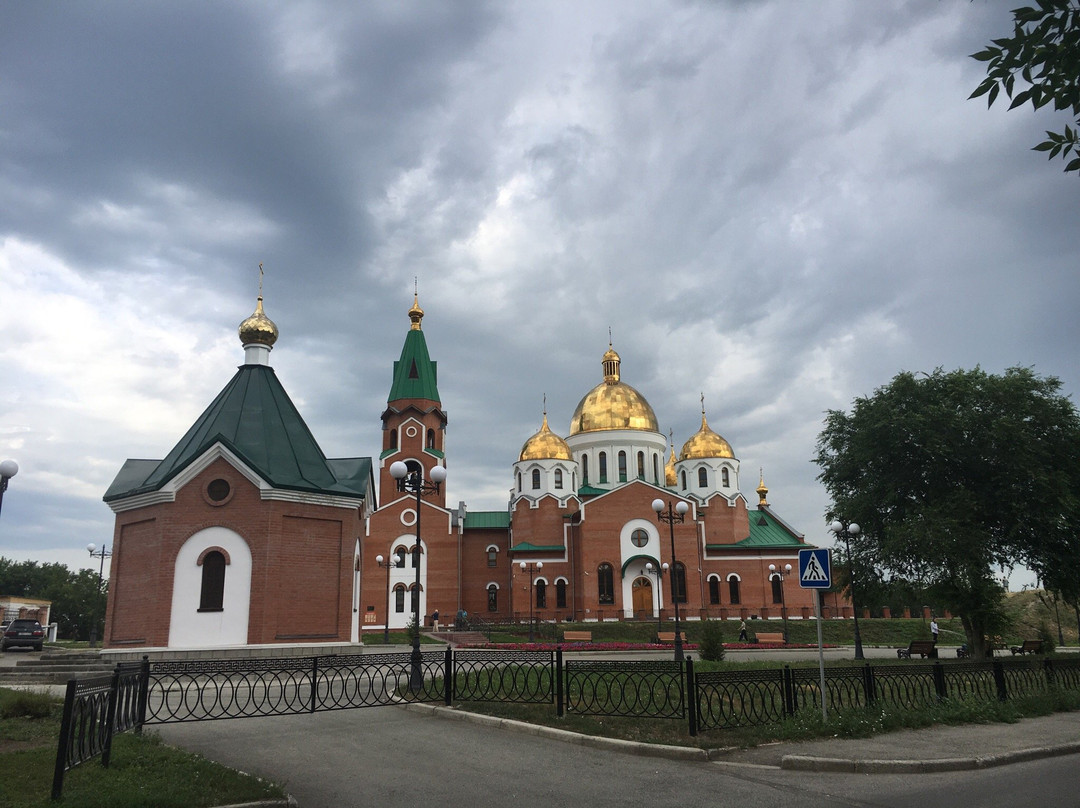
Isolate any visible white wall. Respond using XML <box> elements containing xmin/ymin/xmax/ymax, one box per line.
<box><xmin>168</xmin><ymin>526</ymin><xmax>252</xmax><ymax>648</ymax></box>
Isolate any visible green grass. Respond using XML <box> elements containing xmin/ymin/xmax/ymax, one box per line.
<box><xmin>0</xmin><ymin>688</ymin><xmax>285</xmax><ymax>807</ymax></box>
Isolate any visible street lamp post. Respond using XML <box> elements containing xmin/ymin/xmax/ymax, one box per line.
<box><xmin>644</xmin><ymin>561</ymin><xmax>669</xmax><ymax>639</ymax></box>
<box><xmin>829</xmin><ymin>520</ymin><xmax>864</xmax><ymax>660</ymax></box>
<box><xmin>0</xmin><ymin>460</ymin><xmax>19</xmax><ymax>521</ymax></box>
<box><xmin>652</xmin><ymin>498</ymin><xmax>689</xmax><ymax>662</ymax></box>
<box><xmin>86</xmin><ymin>543</ymin><xmax>112</xmax><ymax>649</ymax></box>
<box><xmin>768</xmin><ymin>563</ymin><xmax>793</xmax><ymax>644</ymax></box>
<box><xmin>389</xmin><ymin>460</ymin><xmax>446</xmax><ymax>691</ymax></box>
<box><xmin>375</xmin><ymin>552</ymin><xmax>404</xmax><ymax>644</ymax></box>
<box><xmin>519</xmin><ymin>561</ymin><xmax>543</xmax><ymax>642</ymax></box>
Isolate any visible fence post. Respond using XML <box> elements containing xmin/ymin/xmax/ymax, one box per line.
<box><xmin>782</xmin><ymin>666</ymin><xmax>795</xmax><ymax>717</ymax></box>
<box><xmin>102</xmin><ymin>664</ymin><xmax>121</xmax><ymax>768</ymax></box>
<box><xmin>932</xmin><ymin>661</ymin><xmax>947</xmax><ymax>701</ymax></box>
<box><xmin>51</xmin><ymin>679</ymin><xmax>78</xmax><ymax>800</ymax></box>
<box><xmin>686</xmin><ymin>657</ymin><xmax>697</xmax><ymax>737</ymax></box>
<box><xmin>136</xmin><ymin>655</ymin><xmax>150</xmax><ymax>733</ymax></box>
<box><xmin>862</xmin><ymin>663</ymin><xmax>876</xmax><ymax>706</ymax></box>
<box><xmin>556</xmin><ymin>647</ymin><xmax>564</xmax><ymax>717</ymax></box>
<box><xmin>444</xmin><ymin>646</ymin><xmax>453</xmax><ymax>706</ymax></box>
<box><xmin>992</xmin><ymin>658</ymin><xmax>1007</xmax><ymax>702</ymax></box>
<box><xmin>310</xmin><ymin>657</ymin><xmax>319</xmax><ymax>713</ymax></box>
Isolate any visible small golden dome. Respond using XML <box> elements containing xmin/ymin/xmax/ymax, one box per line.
<box><xmin>238</xmin><ymin>296</ymin><xmax>279</xmax><ymax>347</ymax></box>
<box><xmin>680</xmin><ymin>410</ymin><xmax>734</xmax><ymax>460</ymax></box>
<box><xmin>408</xmin><ymin>293</ymin><xmax>424</xmax><ymax>330</ymax></box>
<box><xmin>519</xmin><ymin>413</ymin><xmax>572</xmax><ymax>461</ymax></box>
<box><xmin>569</xmin><ymin>344</ymin><xmax>659</xmax><ymax>434</ymax></box>
<box><xmin>664</xmin><ymin>432</ymin><xmax>677</xmax><ymax>486</ymax></box>
<box><xmin>756</xmin><ymin>469</ymin><xmax>769</xmax><ymax>506</ymax></box>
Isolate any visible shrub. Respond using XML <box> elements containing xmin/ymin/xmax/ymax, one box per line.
<box><xmin>698</xmin><ymin>619</ymin><xmax>725</xmax><ymax>662</ymax></box>
<box><xmin>1037</xmin><ymin>620</ymin><xmax>1058</xmax><ymax>653</ymax></box>
<box><xmin>0</xmin><ymin>688</ymin><xmax>55</xmax><ymax>719</ymax></box>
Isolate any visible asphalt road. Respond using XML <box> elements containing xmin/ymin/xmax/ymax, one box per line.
<box><xmin>156</xmin><ymin>701</ymin><xmax>1080</xmax><ymax>808</ymax></box>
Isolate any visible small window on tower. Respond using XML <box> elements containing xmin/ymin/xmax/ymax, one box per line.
<box><xmin>532</xmin><ymin>469</ymin><xmax>541</xmax><ymax>489</ymax></box>
<box><xmin>698</xmin><ymin>468</ymin><xmax>708</xmax><ymax>488</ymax></box>
<box><xmin>554</xmin><ymin>469</ymin><xmax>563</xmax><ymax>489</ymax></box>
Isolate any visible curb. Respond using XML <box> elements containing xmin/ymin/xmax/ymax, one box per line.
<box><xmin>403</xmin><ymin>703</ymin><xmax>1080</xmax><ymax>773</ymax></box>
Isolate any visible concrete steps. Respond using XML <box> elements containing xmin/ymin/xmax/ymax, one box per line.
<box><xmin>0</xmin><ymin>651</ymin><xmax>114</xmax><ymax>684</ymax></box>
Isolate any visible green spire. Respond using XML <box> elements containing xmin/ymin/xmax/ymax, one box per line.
<box><xmin>388</xmin><ymin>294</ymin><xmax>440</xmax><ymax>403</ymax></box>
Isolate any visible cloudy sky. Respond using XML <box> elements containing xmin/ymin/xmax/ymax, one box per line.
<box><xmin>2</xmin><ymin>1</ymin><xmax>1076</xmax><ymax>587</ymax></box>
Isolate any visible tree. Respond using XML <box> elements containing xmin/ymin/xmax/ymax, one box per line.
<box><xmin>0</xmin><ymin>557</ymin><xmax>108</xmax><ymax>640</ymax></box>
<box><xmin>970</xmin><ymin>1</ymin><xmax>1080</xmax><ymax>175</ymax></box>
<box><xmin>814</xmin><ymin>367</ymin><xmax>1080</xmax><ymax>658</ymax></box>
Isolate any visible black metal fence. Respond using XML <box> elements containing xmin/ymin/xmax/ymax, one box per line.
<box><xmin>51</xmin><ymin>650</ymin><xmax>1080</xmax><ymax>799</ymax></box>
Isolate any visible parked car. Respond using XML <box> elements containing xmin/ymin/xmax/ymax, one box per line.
<box><xmin>1</xmin><ymin>619</ymin><xmax>45</xmax><ymax>651</ymax></box>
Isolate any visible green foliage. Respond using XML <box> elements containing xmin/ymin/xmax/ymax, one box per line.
<box><xmin>0</xmin><ymin>556</ymin><xmax>107</xmax><ymax>640</ymax></box>
<box><xmin>697</xmin><ymin>619</ymin><xmax>726</xmax><ymax>661</ymax></box>
<box><xmin>814</xmin><ymin>366</ymin><xmax>1080</xmax><ymax>657</ymax></box>
<box><xmin>405</xmin><ymin>615</ymin><xmax>420</xmax><ymax>646</ymax></box>
<box><xmin>1038</xmin><ymin>620</ymin><xmax>1058</xmax><ymax>652</ymax></box>
<box><xmin>970</xmin><ymin>1</ymin><xmax>1080</xmax><ymax>175</ymax></box>
<box><xmin>0</xmin><ymin>689</ymin><xmax>55</xmax><ymax>720</ymax></box>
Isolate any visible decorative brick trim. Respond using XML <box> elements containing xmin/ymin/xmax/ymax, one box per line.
<box><xmin>197</xmin><ymin>546</ymin><xmax>232</xmax><ymax>566</ymax></box>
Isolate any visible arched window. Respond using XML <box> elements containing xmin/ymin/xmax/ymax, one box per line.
<box><xmin>411</xmin><ymin>545</ymin><xmax>421</xmax><ymax>568</ymax></box>
<box><xmin>708</xmin><ymin>576</ymin><xmax>720</xmax><ymax>605</ymax></box>
<box><xmin>672</xmin><ymin>562</ymin><xmax>687</xmax><ymax>603</ymax></box>
<box><xmin>637</xmin><ymin>451</ymin><xmax>645</xmax><ymax>479</ymax></box>
<box><xmin>698</xmin><ymin>467</ymin><xmax>708</xmax><ymax>488</ymax></box>
<box><xmin>631</xmin><ymin>529</ymin><xmax>649</xmax><ymax>547</ymax></box>
<box><xmin>771</xmin><ymin>576</ymin><xmax>784</xmax><ymax>604</ymax></box>
<box><xmin>556</xmin><ymin>579</ymin><xmax>567</xmax><ymax>609</ymax></box>
<box><xmin>487</xmin><ymin>584</ymin><xmax>498</xmax><ymax>612</ymax></box>
<box><xmin>680</xmin><ymin>470</ymin><xmax>687</xmax><ymax>489</ymax></box>
<box><xmin>582</xmin><ymin>455</ymin><xmax>589</xmax><ymax>485</ymax></box>
<box><xmin>598</xmin><ymin>563</ymin><xmax>615</xmax><ymax>604</ymax></box>
<box><xmin>487</xmin><ymin>547</ymin><xmax>498</xmax><ymax>567</ymax></box>
<box><xmin>532</xmin><ymin>469</ymin><xmax>541</xmax><ymax>489</ymax></box>
<box><xmin>722</xmin><ymin>468</ymin><xmax>730</xmax><ymax>487</ymax></box>
<box><xmin>198</xmin><ymin>551</ymin><xmax>226</xmax><ymax>612</ymax></box>
<box><xmin>410</xmin><ymin>583</ymin><xmax>420</xmax><ymax>613</ymax></box>
<box><xmin>599</xmin><ymin>452</ymin><xmax>608</xmax><ymax>483</ymax></box>
<box><xmin>536</xmin><ymin>580</ymin><xmax>547</xmax><ymax>609</ymax></box>
<box><xmin>389</xmin><ymin>429</ymin><xmax>398</xmax><ymax>450</ymax></box>
<box><xmin>517</xmin><ymin>472</ymin><xmax>522</xmax><ymax>492</ymax></box>
<box><xmin>618</xmin><ymin>451</ymin><xmax>627</xmax><ymax>482</ymax></box>
<box><xmin>728</xmin><ymin>575</ymin><xmax>741</xmax><ymax>605</ymax></box>
<box><xmin>554</xmin><ymin>469</ymin><xmax>563</xmax><ymax>489</ymax></box>
<box><xmin>395</xmin><ymin>547</ymin><xmax>407</xmax><ymax>568</ymax></box>
<box><xmin>652</xmin><ymin>454</ymin><xmax>659</xmax><ymax>483</ymax></box>
<box><xmin>427</xmin><ymin>428</ymin><xmax>435</xmax><ymax>449</ymax></box>
<box><xmin>394</xmin><ymin>584</ymin><xmax>406</xmax><ymax>613</ymax></box>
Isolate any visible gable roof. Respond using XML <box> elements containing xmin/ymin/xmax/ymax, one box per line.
<box><xmin>104</xmin><ymin>364</ymin><xmax>371</xmax><ymax>502</ymax></box>
<box><xmin>712</xmin><ymin>508</ymin><xmax>807</xmax><ymax>549</ymax></box>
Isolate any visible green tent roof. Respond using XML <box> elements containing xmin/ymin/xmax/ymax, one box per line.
<box><xmin>509</xmin><ymin>541</ymin><xmax>564</xmax><ymax>553</ymax></box>
<box><xmin>707</xmin><ymin>508</ymin><xmax>806</xmax><ymax>549</ymax></box>
<box><xmin>104</xmin><ymin>364</ymin><xmax>371</xmax><ymax>502</ymax></box>
<box><xmin>388</xmin><ymin>328</ymin><xmax>440</xmax><ymax>403</ymax></box>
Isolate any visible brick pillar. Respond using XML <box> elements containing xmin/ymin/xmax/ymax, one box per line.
<box><xmin>923</xmin><ymin>606</ymin><xmax>932</xmax><ymax>619</ymax></box>
<box><xmin>882</xmin><ymin>607</ymin><xmax>891</xmax><ymax>619</ymax></box>
<box><xmin>903</xmin><ymin>607</ymin><xmax>911</xmax><ymax>618</ymax></box>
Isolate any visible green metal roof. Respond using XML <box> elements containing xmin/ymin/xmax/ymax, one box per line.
<box><xmin>577</xmin><ymin>484</ymin><xmax>607</xmax><ymax>496</ymax></box>
<box><xmin>104</xmin><ymin>364</ymin><xmax>371</xmax><ymax>502</ymax></box>
<box><xmin>464</xmin><ymin>511</ymin><xmax>511</xmax><ymax>529</ymax></box>
<box><xmin>388</xmin><ymin>328</ymin><xmax>440</xmax><ymax>403</ymax></box>
<box><xmin>509</xmin><ymin>542</ymin><xmax>564</xmax><ymax>553</ymax></box>
<box><xmin>707</xmin><ymin>508</ymin><xmax>806</xmax><ymax>549</ymax></box>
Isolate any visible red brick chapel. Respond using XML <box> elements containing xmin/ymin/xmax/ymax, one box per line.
<box><xmin>101</xmin><ymin>292</ymin><xmax>819</xmax><ymax>650</ymax></box>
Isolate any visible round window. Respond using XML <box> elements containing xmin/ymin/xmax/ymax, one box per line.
<box><xmin>631</xmin><ymin>529</ymin><xmax>649</xmax><ymax>547</ymax></box>
<box><xmin>207</xmin><ymin>479</ymin><xmax>231</xmax><ymax>502</ymax></box>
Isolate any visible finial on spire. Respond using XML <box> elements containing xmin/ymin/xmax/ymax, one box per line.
<box><xmin>258</xmin><ymin>262</ymin><xmax>264</xmax><ymax>297</ymax></box>
<box><xmin>700</xmin><ymin>392</ymin><xmax>705</xmax><ymax>415</ymax></box>
<box><xmin>756</xmin><ymin>468</ymin><xmax>769</xmax><ymax>507</ymax></box>
<box><xmin>408</xmin><ymin>285</ymin><xmax>424</xmax><ymax>330</ymax></box>
<box><xmin>608</xmin><ymin>326</ymin><xmax>612</xmax><ymax>347</ymax></box>
<box><xmin>543</xmin><ymin>393</ymin><xmax>547</xmax><ymax>416</ymax></box>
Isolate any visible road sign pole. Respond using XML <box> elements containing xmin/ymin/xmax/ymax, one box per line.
<box><xmin>816</xmin><ymin>589</ymin><xmax>827</xmax><ymax>722</ymax></box>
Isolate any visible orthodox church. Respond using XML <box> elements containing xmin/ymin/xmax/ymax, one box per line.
<box><xmin>101</xmin><ymin>292</ymin><xmax>818</xmax><ymax>650</ymax></box>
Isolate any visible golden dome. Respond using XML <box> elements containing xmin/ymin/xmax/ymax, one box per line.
<box><xmin>569</xmin><ymin>345</ymin><xmax>659</xmax><ymax>434</ymax></box>
<box><xmin>519</xmin><ymin>413</ymin><xmax>572</xmax><ymax>461</ymax></box>
<box><xmin>756</xmin><ymin>469</ymin><xmax>769</xmax><ymax>506</ymax></box>
<box><xmin>408</xmin><ymin>292</ymin><xmax>424</xmax><ymax>331</ymax></box>
<box><xmin>680</xmin><ymin>410</ymin><xmax>734</xmax><ymax>460</ymax></box>
<box><xmin>664</xmin><ymin>432</ymin><xmax>677</xmax><ymax>486</ymax></box>
<box><xmin>238</xmin><ymin>296</ymin><xmax>279</xmax><ymax>347</ymax></box>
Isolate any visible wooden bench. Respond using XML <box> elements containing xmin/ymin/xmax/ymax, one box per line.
<box><xmin>561</xmin><ymin>630</ymin><xmax>593</xmax><ymax>643</ymax></box>
<box><xmin>898</xmin><ymin>640</ymin><xmax>938</xmax><ymax>659</ymax></box>
<box><xmin>754</xmin><ymin>632</ymin><xmax>785</xmax><ymax>644</ymax></box>
<box><xmin>656</xmin><ymin>631</ymin><xmax>687</xmax><ymax>644</ymax></box>
<box><xmin>1010</xmin><ymin>639</ymin><xmax>1044</xmax><ymax>656</ymax></box>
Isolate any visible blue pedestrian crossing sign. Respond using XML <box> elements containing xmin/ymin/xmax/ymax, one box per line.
<box><xmin>798</xmin><ymin>548</ymin><xmax>831</xmax><ymax>589</ymax></box>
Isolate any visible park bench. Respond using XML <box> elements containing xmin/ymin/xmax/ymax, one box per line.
<box><xmin>897</xmin><ymin>640</ymin><xmax>938</xmax><ymax>659</ymax></box>
<box><xmin>1010</xmin><ymin>639</ymin><xmax>1044</xmax><ymax>656</ymax></box>
<box><xmin>561</xmin><ymin>630</ymin><xmax>592</xmax><ymax>643</ymax></box>
<box><xmin>754</xmin><ymin>632</ymin><xmax>785</xmax><ymax>644</ymax></box>
<box><xmin>656</xmin><ymin>631</ymin><xmax>687</xmax><ymax>644</ymax></box>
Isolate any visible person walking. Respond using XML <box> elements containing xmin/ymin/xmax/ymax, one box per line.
<box><xmin>432</xmin><ymin>610</ymin><xmax>440</xmax><ymax>632</ymax></box>
<box><xmin>930</xmin><ymin>616</ymin><xmax>939</xmax><ymax>644</ymax></box>
<box><xmin>738</xmin><ymin>619</ymin><xmax>748</xmax><ymax>641</ymax></box>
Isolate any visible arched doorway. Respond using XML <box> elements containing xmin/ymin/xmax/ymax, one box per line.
<box><xmin>631</xmin><ymin>577</ymin><xmax>652</xmax><ymax>617</ymax></box>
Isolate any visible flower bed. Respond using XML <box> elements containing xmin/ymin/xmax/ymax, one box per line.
<box><xmin>457</xmin><ymin>641</ymin><xmax>700</xmax><ymax>652</ymax></box>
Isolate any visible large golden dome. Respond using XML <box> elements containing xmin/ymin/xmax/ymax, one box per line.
<box><xmin>238</xmin><ymin>296</ymin><xmax>279</xmax><ymax>347</ymax></box>
<box><xmin>569</xmin><ymin>345</ymin><xmax>659</xmax><ymax>434</ymax></box>
<box><xmin>519</xmin><ymin>413</ymin><xmax>572</xmax><ymax>461</ymax></box>
<box><xmin>680</xmin><ymin>411</ymin><xmax>734</xmax><ymax>460</ymax></box>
